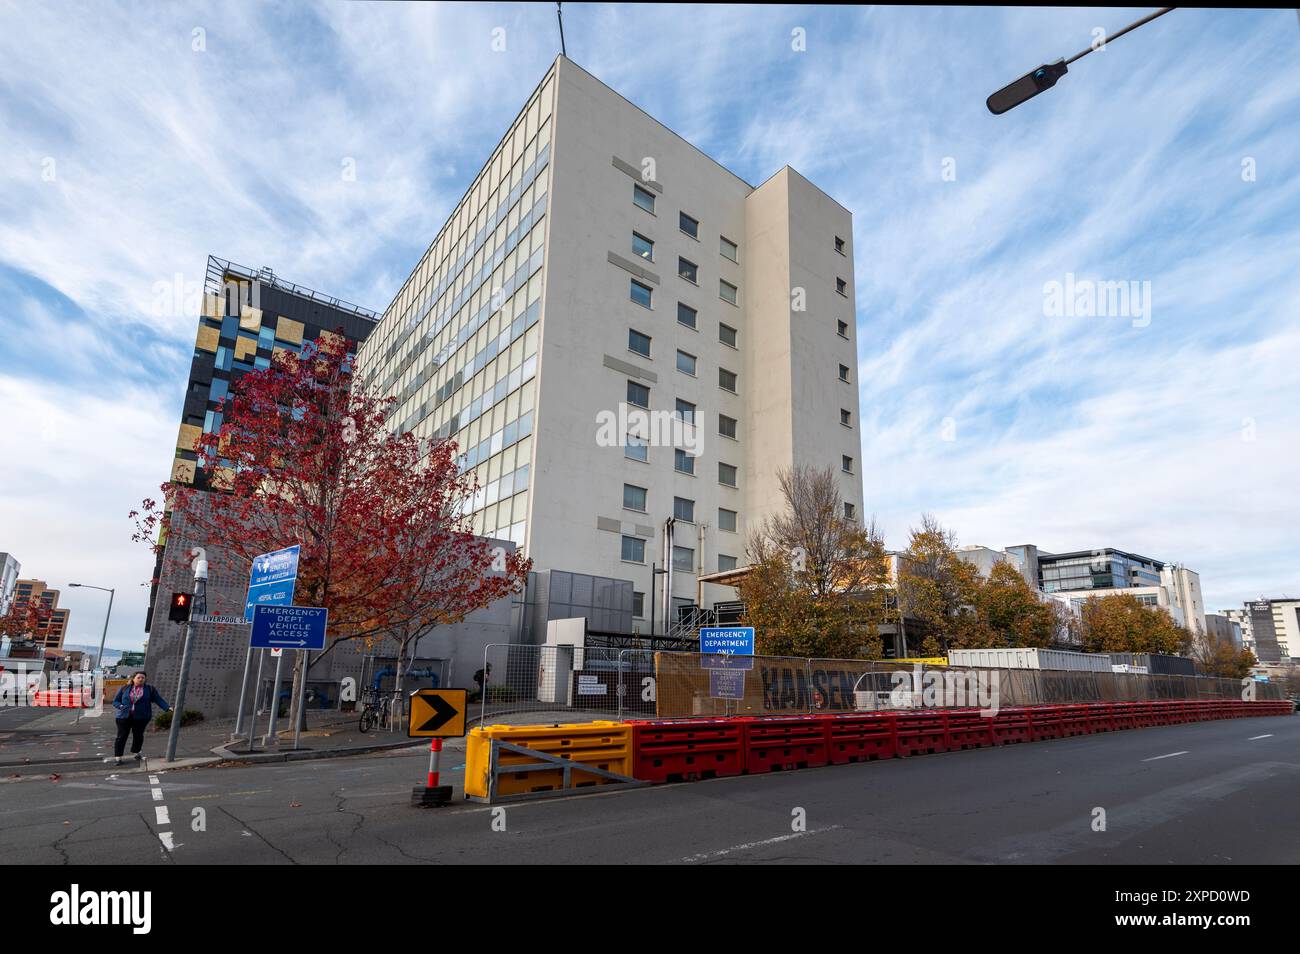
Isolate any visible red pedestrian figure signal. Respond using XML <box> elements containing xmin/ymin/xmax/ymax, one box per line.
<box><xmin>168</xmin><ymin>592</ymin><xmax>192</xmax><ymax>623</ymax></box>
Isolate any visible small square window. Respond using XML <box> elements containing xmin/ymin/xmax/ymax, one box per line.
<box><xmin>678</xmin><ymin>257</ymin><xmax>698</xmax><ymax>284</ymax></box>
<box><xmin>622</xmin><ymin>535</ymin><xmax>647</xmax><ymax>563</ymax></box>
<box><xmin>632</xmin><ymin>232</ymin><xmax>654</xmax><ymax>261</ymax></box>
<box><xmin>625</xmin><ymin>434</ymin><xmax>648</xmax><ymax>462</ymax></box>
<box><xmin>675</xmin><ymin>398</ymin><xmax>696</xmax><ymax>425</ymax></box>
<box><xmin>718</xmin><ymin>554</ymin><xmax>738</xmax><ymax>572</ymax></box>
<box><xmin>674</xmin><ymin>497</ymin><xmax>695</xmax><ymax>522</ymax></box>
<box><xmin>837</xmin><ymin>320</ymin><xmax>849</xmax><ymax>338</ymax></box>
<box><xmin>839</xmin><ymin>364</ymin><xmax>850</xmax><ymax>383</ymax></box>
<box><xmin>719</xmin><ymin>414</ymin><xmax>737</xmax><ymax>439</ymax></box>
<box><xmin>842</xmin><ymin>455</ymin><xmax>854</xmax><ymax>473</ymax></box>
<box><xmin>630</xmin><ymin>279</ymin><xmax>653</xmax><ymax>309</ymax></box>
<box><xmin>718</xmin><ymin>508</ymin><xmax>738</xmax><ymax>532</ymax></box>
<box><xmin>624</xmin><ymin>484</ymin><xmax>647</xmax><ymax>512</ymax></box>
<box><xmin>627</xmin><ymin>380</ymin><xmax>650</xmax><ymax>408</ymax></box>
<box><xmin>674</xmin><ymin>448</ymin><xmax>696</xmax><ymax>475</ymax></box>
<box><xmin>719</xmin><ymin>368</ymin><xmax>737</xmax><ymax>393</ymax></box>
<box><xmin>676</xmin><ymin>350</ymin><xmax>697</xmax><ymax>375</ymax></box>
<box><xmin>719</xmin><ymin>279</ymin><xmax>738</xmax><ymax>305</ymax></box>
<box><xmin>633</xmin><ymin>185</ymin><xmax>656</xmax><ymax>213</ymax></box>
<box><xmin>840</xmin><ymin>409</ymin><xmax>852</xmax><ymax>426</ymax></box>
<box><xmin>677</xmin><ymin>302</ymin><xmax>698</xmax><ymax>330</ymax></box>
<box><xmin>672</xmin><ymin>545</ymin><xmax>695</xmax><ymax>573</ymax></box>
<box><xmin>719</xmin><ymin>323</ymin><xmax>737</xmax><ymax>348</ymax></box>
<box><xmin>836</xmin><ymin>277</ymin><xmax>847</xmax><ymax>296</ymax></box>
<box><xmin>679</xmin><ymin>212</ymin><xmax>699</xmax><ymax>239</ymax></box>
<box><xmin>719</xmin><ymin>462</ymin><xmax>738</xmax><ymax>487</ymax></box>
<box><xmin>720</xmin><ymin>236</ymin><xmax>738</xmax><ymax>263</ymax></box>
<box><xmin>835</xmin><ymin>236</ymin><xmax>846</xmax><ymax>255</ymax></box>
<box><xmin>629</xmin><ymin>328</ymin><xmax>651</xmax><ymax>358</ymax></box>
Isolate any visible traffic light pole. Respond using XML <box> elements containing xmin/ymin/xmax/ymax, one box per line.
<box><xmin>164</xmin><ymin>549</ymin><xmax>207</xmax><ymax>764</ymax></box>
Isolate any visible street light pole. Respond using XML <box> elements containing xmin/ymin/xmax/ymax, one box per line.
<box><xmin>68</xmin><ymin>583</ymin><xmax>116</xmax><ymax>673</ymax></box>
<box><xmin>165</xmin><ymin>548</ymin><xmax>207</xmax><ymax>763</ymax></box>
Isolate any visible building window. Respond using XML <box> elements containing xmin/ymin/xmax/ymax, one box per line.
<box><xmin>842</xmin><ymin>455</ymin><xmax>854</xmax><ymax>473</ymax></box>
<box><xmin>674</xmin><ymin>497</ymin><xmax>695</xmax><ymax>522</ymax></box>
<box><xmin>679</xmin><ymin>212</ymin><xmax>699</xmax><ymax>239</ymax></box>
<box><xmin>841</xmin><ymin>409</ymin><xmax>852</xmax><ymax>427</ymax></box>
<box><xmin>720</xmin><ymin>236</ymin><xmax>738</xmax><ymax>263</ymax></box>
<box><xmin>627</xmin><ymin>380</ymin><xmax>650</xmax><ymax>408</ymax></box>
<box><xmin>674</xmin><ymin>448</ymin><xmax>696</xmax><ymax>475</ymax></box>
<box><xmin>719</xmin><ymin>414</ymin><xmax>737</xmax><ymax>439</ymax></box>
<box><xmin>632</xmin><ymin>232</ymin><xmax>655</xmax><ymax>261</ymax></box>
<box><xmin>719</xmin><ymin>323</ymin><xmax>737</xmax><ymax>348</ymax></box>
<box><xmin>678</xmin><ymin>257</ymin><xmax>698</xmax><ymax>284</ymax></box>
<box><xmin>630</xmin><ymin>279</ymin><xmax>653</xmax><ymax>309</ymax></box>
<box><xmin>719</xmin><ymin>462</ymin><xmax>738</xmax><ymax>487</ymax></box>
<box><xmin>839</xmin><ymin>364</ymin><xmax>850</xmax><ymax>383</ymax></box>
<box><xmin>209</xmin><ymin>378</ymin><xmax>229</xmax><ymax>403</ymax></box>
<box><xmin>633</xmin><ymin>184</ymin><xmax>656</xmax><ymax>213</ymax></box>
<box><xmin>624</xmin><ymin>484</ymin><xmax>647</xmax><ymax>512</ymax></box>
<box><xmin>625</xmin><ymin>434</ymin><xmax>648</xmax><ymax>462</ymax></box>
<box><xmin>836</xmin><ymin>277</ymin><xmax>847</xmax><ymax>296</ymax></box>
<box><xmin>677</xmin><ymin>302</ymin><xmax>697</xmax><ymax>330</ymax></box>
<box><xmin>676</xmin><ymin>350</ymin><xmax>697</xmax><ymax>376</ymax></box>
<box><xmin>844</xmin><ymin>502</ymin><xmax>856</xmax><ymax>520</ymax></box>
<box><xmin>718</xmin><ymin>508</ymin><xmax>738</xmax><ymax>532</ymax></box>
<box><xmin>673</xmin><ymin>545</ymin><xmax>695</xmax><ymax>573</ymax></box>
<box><xmin>675</xmin><ymin>398</ymin><xmax>696</xmax><ymax>425</ymax></box>
<box><xmin>628</xmin><ymin>328</ymin><xmax>652</xmax><ymax>358</ymax></box>
<box><xmin>719</xmin><ymin>368</ymin><xmax>737</xmax><ymax>393</ymax></box>
<box><xmin>718</xmin><ymin>554</ymin><xmax>738</xmax><ymax>572</ymax></box>
<box><xmin>835</xmin><ymin>236</ymin><xmax>846</xmax><ymax>255</ymax></box>
<box><xmin>719</xmin><ymin>279</ymin><xmax>738</xmax><ymax>305</ymax></box>
<box><xmin>633</xmin><ymin>591</ymin><xmax>645</xmax><ymax>618</ymax></box>
<box><xmin>622</xmin><ymin>536</ymin><xmax>647</xmax><ymax>563</ymax></box>
<box><xmin>837</xmin><ymin>319</ymin><xmax>849</xmax><ymax>338</ymax></box>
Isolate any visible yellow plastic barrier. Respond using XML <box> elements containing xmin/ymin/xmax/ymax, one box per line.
<box><xmin>103</xmin><ymin>678</ymin><xmax>129</xmax><ymax>702</ymax></box>
<box><xmin>893</xmin><ymin>657</ymin><xmax>948</xmax><ymax>666</ymax></box>
<box><xmin>465</xmin><ymin>721</ymin><xmax>634</xmax><ymax>799</ymax></box>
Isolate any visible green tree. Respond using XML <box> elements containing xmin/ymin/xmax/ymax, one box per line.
<box><xmin>895</xmin><ymin>514</ymin><xmax>982</xmax><ymax>655</ymax></box>
<box><xmin>737</xmin><ymin>465</ymin><xmax>889</xmax><ymax>659</ymax></box>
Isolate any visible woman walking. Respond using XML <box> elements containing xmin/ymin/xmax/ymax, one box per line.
<box><xmin>111</xmin><ymin>671</ymin><xmax>171</xmax><ymax>766</ymax></box>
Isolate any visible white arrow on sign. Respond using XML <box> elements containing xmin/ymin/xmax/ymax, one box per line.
<box><xmin>269</xmin><ymin>639</ymin><xmax>308</xmax><ymax>646</ymax></box>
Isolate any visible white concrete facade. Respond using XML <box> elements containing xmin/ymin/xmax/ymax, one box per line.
<box><xmin>356</xmin><ymin>57</ymin><xmax>864</xmax><ymax>632</ymax></box>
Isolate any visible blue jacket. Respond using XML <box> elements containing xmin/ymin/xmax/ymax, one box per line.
<box><xmin>113</xmin><ymin>684</ymin><xmax>171</xmax><ymax>721</ymax></box>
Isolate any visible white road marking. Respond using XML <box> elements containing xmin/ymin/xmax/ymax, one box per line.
<box><xmin>680</xmin><ymin>825</ymin><xmax>843</xmax><ymax>863</ymax></box>
<box><xmin>155</xmin><ymin>806</ymin><xmax>170</xmax><ymax>825</ymax></box>
<box><xmin>151</xmin><ymin>787</ymin><xmax>164</xmax><ymax>801</ymax></box>
<box><xmin>1142</xmin><ymin>751</ymin><xmax>1189</xmax><ymax>762</ymax></box>
<box><xmin>158</xmin><ymin>832</ymin><xmax>175</xmax><ymax>851</ymax></box>
<box><xmin>148</xmin><ymin>775</ymin><xmax>160</xmax><ymax>784</ymax></box>
<box><xmin>1248</xmin><ymin>734</ymin><xmax>1273</xmax><ymax>741</ymax></box>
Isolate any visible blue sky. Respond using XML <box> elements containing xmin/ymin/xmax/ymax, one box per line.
<box><xmin>1</xmin><ymin>3</ymin><xmax>1297</xmax><ymax>652</ymax></box>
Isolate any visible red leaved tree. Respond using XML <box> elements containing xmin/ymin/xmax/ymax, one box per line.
<box><xmin>132</xmin><ymin>332</ymin><xmax>530</xmax><ymax>730</ymax></box>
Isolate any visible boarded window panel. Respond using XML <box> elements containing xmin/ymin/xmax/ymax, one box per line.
<box><xmin>195</xmin><ymin>325</ymin><xmax>219</xmax><ymax>353</ymax></box>
<box><xmin>275</xmin><ymin>316</ymin><xmax>305</xmax><ymax>345</ymax></box>
<box><xmin>239</xmin><ymin>304</ymin><xmax>263</xmax><ymax>331</ymax></box>
<box><xmin>171</xmin><ymin>458</ymin><xmax>196</xmax><ymax>485</ymax></box>
<box><xmin>177</xmin><ymin>423</ymin><xmax>201</xmax><ymax>452</ymax></box>
<box><xmin>234</xmin><ymin>336</ymin><xmax>257</xmax><ymax>361</ymax></box>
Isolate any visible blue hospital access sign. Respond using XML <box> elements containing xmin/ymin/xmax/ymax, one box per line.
<box><xmin>700</xmin><ymin>626</ymin><xmax>755</xmax><ymax>671</ymax></box>
<box><xmin>244</xmin><ymin>545</ymin><xmax>300</xmax><ymax>621</ymax></box>
<box><xmin>250</xmin><ymin>605</ymin><xmax>328</xmax><ymax>651</ymax></box>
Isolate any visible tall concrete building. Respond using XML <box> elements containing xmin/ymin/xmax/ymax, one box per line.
<box><xmin>1223</xmin><ymin>600</ymin><xmax>1298</xmax><ymax>664</ymax></box>
<box><xmin>355</xmin><ymin>56</ymin><xmax>864</xmax><ymax>634</ymax></box>
<box><xmin>0</xmin><ymin>552</ymin><xmax>20</xmax><ymax>615</ymax></box>
<box><xmin>11</xmin><ymin>580</ymin><xmax>70</xmax><ymax>651</ymax></box>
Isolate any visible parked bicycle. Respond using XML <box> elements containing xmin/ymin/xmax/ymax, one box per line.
<box><xmin>358</xmin><ymin>691</ymin><xmax>392</xmax><ymax>733</ymax></box>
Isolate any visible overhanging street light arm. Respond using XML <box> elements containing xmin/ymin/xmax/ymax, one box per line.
<box><xmin>1063</xmin><ymin>7</ymin><xmax>1176</xmax><ymax>66</ymax></box>
<box><xmin>987</xmin><ymin>8</ymin><xmax>1176</xmax><ymax>115</ymax></box>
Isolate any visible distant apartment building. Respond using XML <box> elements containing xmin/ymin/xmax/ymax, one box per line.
<box><xmin>1204</xmin><ymin>612</ymin><xmax>1242</xmax><ymax>647</ymax></box>
<box><xmin>1223</xmin><ymin>600</ymin><xmax>1298</xmax><ymax>664</ymax></box>
<box><xmin>0</xmin><ymin>552</ymin><xmax>20</xmax><ymax>615</ymax></box>
<box><xmin>354</xmin><ymin>56</ymin><xmax>865</xmax><ymax>634</ymax></box>
<box><xmin>11</xmin><ymin>579</ymin><xmax>71</xmax><ymax>650</ymax></box>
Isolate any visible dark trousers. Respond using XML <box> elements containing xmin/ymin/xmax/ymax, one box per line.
<box><xmin>114</xmin><ymin>718</ymin><xmax>149</xmax><ymax>757</ymax></box>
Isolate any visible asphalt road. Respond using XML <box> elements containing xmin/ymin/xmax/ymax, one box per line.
<box><xmin>1</xmin><ymin>715</ymin><xmax>1295</xmax><ymax>864</ymax></box>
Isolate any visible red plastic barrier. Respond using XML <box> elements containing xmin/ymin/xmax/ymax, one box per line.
<box><xmin>894</xmin><ymin>710</ymin><xmax>950</xmax><ymax>757</ymax></box>
<box><xmin>30</xmin><ymin>688</ymin><xmax>93</xmax><ymax>708</ymax></box>
<box><xmin>991</xmin><ymin>707</ymin><xmax>1033</xmax><ymax>745</ymax></box>
<box><xmin>827</xmin><ymin>712</ymin><xmax>897</xmax><ymax>763</ymax></box>
<box><xmin>1029</xmin><ymin>705</ymin><xmax>1068</xmax><ymax>740</ymax></box>
<box><xmin>744</xmin><ymin>715</ymin><xmax>829</xmax><ymax>773</ymax></box>
<box><xmin>629</xmin><ymin>718</ymin><xmax>746</xmax><ymax>783</ymax></box>
<box><xmin>1080</xmin><ymin>703</ymin><xmax>1111</xmax><ymax>733</ymax></box>
<box><xmin>946</xmin><ymin>708</ymin><xmax>995</xmax><ymax>748</ymax></box>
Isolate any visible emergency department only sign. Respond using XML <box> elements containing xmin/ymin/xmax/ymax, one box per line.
<box><xmin>699</xmin><ymin>626</ymin><xmax>755</xmax><ymax>671</ymax></box>
<box><xmin>250</xmin><ymin>604</ymin><xmax>328</xmax><ymax>651</ymax></box>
